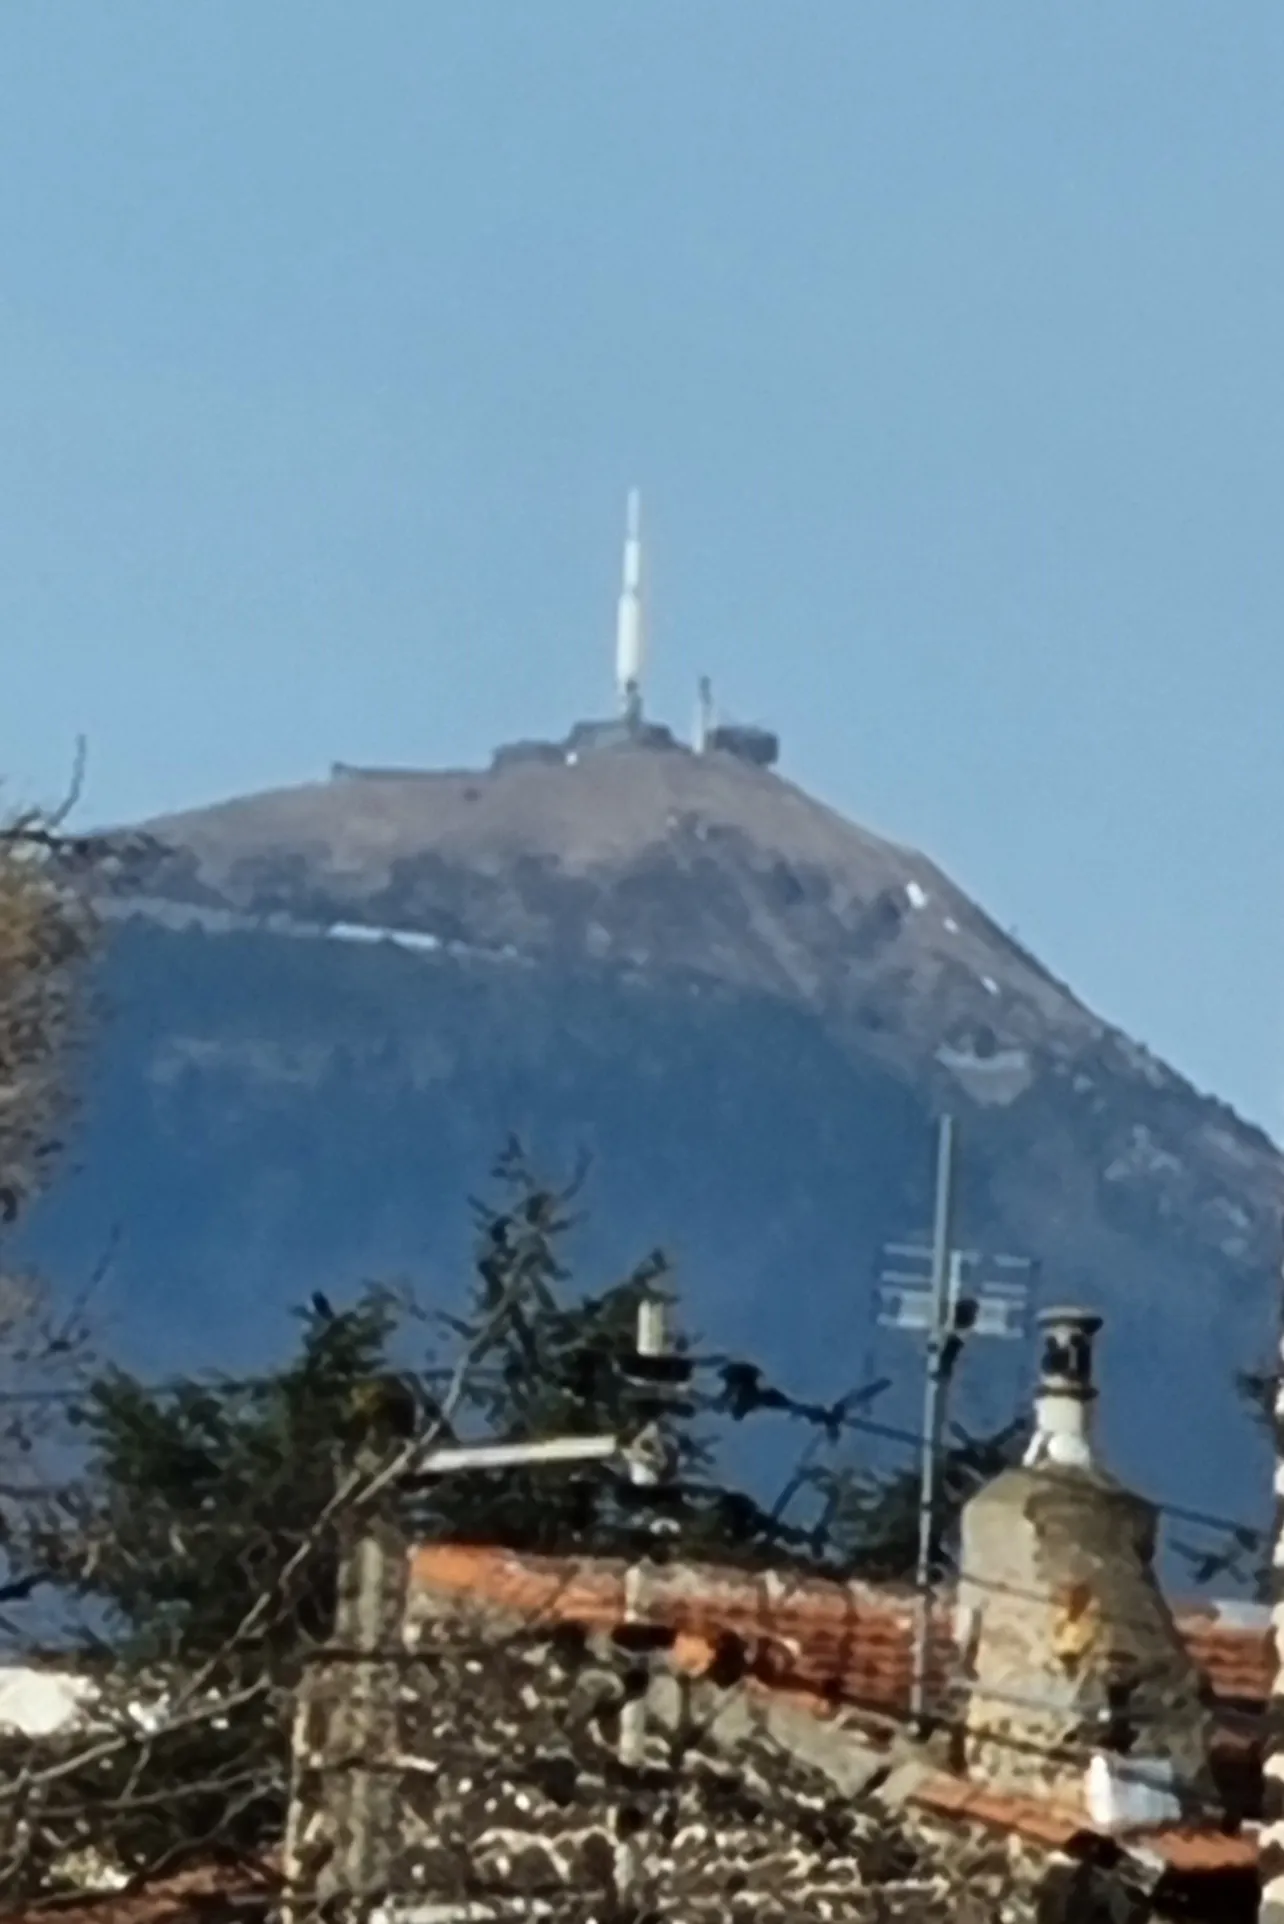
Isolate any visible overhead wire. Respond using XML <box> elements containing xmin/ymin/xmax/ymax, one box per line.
<box><xmin>0</xmin><ymin>1351</ymin><xmax>1265</xmax><ymax>1551</ymax></box>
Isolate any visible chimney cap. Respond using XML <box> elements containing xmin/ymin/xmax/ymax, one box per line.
<box><xmin>1036</xmin><ymin>1307</ymin><xmax>1101</xmax><ymax>1415</ymax></box>
<box><xmin>1025</xmin><ymin>1307</ymin><xmax>1103</xmax><ymax>1469</ymax></box>
<box><xmin>1038</xmin><ymin>1306</ymin><xmax>1102</xmax><ymax>1335</ymax></box>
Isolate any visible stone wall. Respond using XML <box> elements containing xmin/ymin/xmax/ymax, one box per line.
<box><xmin>287</xmin><ymin>1580</ymin><xmax>1123</xmax><ymax>1924</ymax></box>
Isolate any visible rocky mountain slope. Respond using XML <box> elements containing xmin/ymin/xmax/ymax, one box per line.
<box><xmin>23</xmin><ymin>741</ymin><xmax>1281</xmax><ymax>1544</ymax></box>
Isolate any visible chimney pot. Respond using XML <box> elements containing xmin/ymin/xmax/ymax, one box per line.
<box><xmin>1037</xmin><ymin>1306</ymin><xmax>1101</xmax><ymax>1396</ymax></box>
<box><xmin>1025</xmin><ymin>1307</ymin><xmax>1102</xmax><ymax>1470</ymax></box>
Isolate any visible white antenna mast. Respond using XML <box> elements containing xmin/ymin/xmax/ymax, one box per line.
<box><xmin>615</xmin><ymin>488</ymin><xmax>644</xmax><ymax>728</ymax></box>
<box><xmin>694</xmin><ymin>676</ymin><xmax>715</xmax><ymax>753</ymax></box>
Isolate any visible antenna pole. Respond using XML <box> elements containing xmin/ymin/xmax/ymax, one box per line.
<box><xmin>615</xmin><ymin>488</ymin><xmax>644</xmax><ymax>727</ymax></box>
<box><xmin>695</xmin><ymin>676</ymin><xmax>714</xmax><ymax>753</ymax></box>
<box><xmin>910</xmin><ymin>1113</ymin><xmax>956</xmax><ymax>1730</ymax></box>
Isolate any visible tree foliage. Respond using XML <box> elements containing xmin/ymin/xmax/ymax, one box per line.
<box><xmin>0</xmin><ymin>1145</ymin><xmax>1026</xmax><ymax>1897</ymax></box>
<box><xmin>0</xmin><ymin>786</ymin><xmax>102</xmax><ymax>1224</ymax></box>
<box><xmin>72</xmin><ymin>1291</ymin><xmax>403</xmax><ymax>1661</ymax></box>
<box><xmin>0</xmin><ymin>1291</ymin><xmax>410</xmax><ymax>1895</ymax></box>
<box><xmin>1221</xmin><ymin>1365</ymin><xmax>1276</xmax><ymax>1600</ymax></box>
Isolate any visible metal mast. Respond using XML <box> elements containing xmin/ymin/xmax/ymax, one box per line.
<box><xmin>615</xmin><ymin>488</ymin><xmax>644</xmax><ymax>729</ymax></box>
<box><xmin>876</xmin><ymin>1116</ymin><xmax>1034</xmax><ymax>1731</ymax></box>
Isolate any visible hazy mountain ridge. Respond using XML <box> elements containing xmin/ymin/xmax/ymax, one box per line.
<box><xmin>27</xmin><ymin>744</ymin><xmax>1279</xmax><ymax>1542</ymax></box>
<box><xmin>122</xmin><ymin>748</ymin><xmax>1279</xmax><ymax>1261</ymax></box>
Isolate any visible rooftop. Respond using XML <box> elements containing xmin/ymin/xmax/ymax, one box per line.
<box><xmin>408</xmin><ymin>1543</ymin><xmax>1273</xmax><ymax>1721</ymax></box>
<box><xmin>407</xmin><ymin>1543</ymin><xmax>1268</xmax><ymax>1889</ymax></box>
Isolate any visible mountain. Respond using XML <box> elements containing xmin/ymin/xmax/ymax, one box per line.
<box><xmin>21</xmin><ymin>738</ymin><xmax>1281</xmax><ymax>1547</ymax></box>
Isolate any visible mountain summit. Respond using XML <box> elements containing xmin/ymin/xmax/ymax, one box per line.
<box><xmin>137</xmin><ymin>744</ymin><xmax>1118</xmax><ymax>1073</ymax></box>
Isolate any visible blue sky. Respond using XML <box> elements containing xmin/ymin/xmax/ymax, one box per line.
<box><xmin>1</xmin><ymin>5</ymin><xmax>1282</xmax><ymax>1130</ymax></box>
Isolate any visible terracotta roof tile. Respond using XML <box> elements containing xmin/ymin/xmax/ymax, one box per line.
<box><xmin>906</xmin><ymin>1772</ymin><xmax>1259</xmax><ymax>1875</ymax></box>
<box><xmin>907</xmin><ymin>1772</ymin><xmax>1086</xmax><ymax>1851</ymax></box>
<box><xmin>1137</xmin><ymin>1828</ymin><xmax>1259</xmax><ymax>1875</ymax></box>
<box><xmin>1173</xmin><ymin>1608</ymin><xmax>1273</xmax><ymax>1706</ymax></box>
<box><xmin>408</xmin><ymin>1545</ymin><xmax>948</xmax><ymax>1716</ymax></box>
<box><xmin>409</xmin><ymin>1548</ymin><xmax>1272</xmax><ymax>1720</ymax></box>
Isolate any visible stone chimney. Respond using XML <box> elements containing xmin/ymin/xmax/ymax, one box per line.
<box><xmin>954</xmin><ymin>1309</ymin><xmax>1213</xmax><ymax>1818</ymax></box>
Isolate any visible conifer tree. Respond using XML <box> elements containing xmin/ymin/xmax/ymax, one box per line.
<box><xmin>5</xmin><ymin>1143</ymin><xmax>1027</xmax><ymax>1894</ymax></box>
